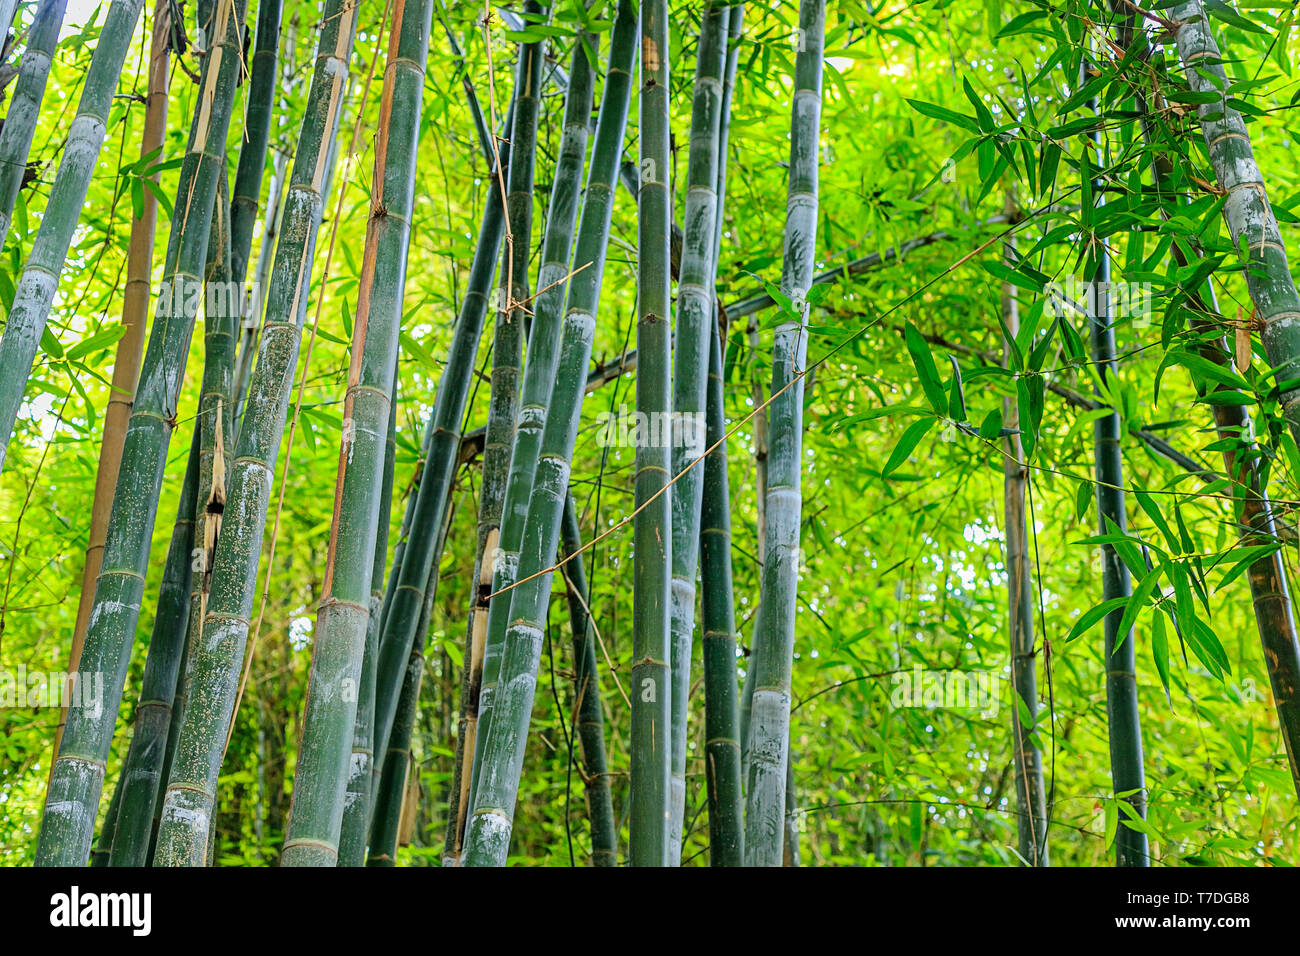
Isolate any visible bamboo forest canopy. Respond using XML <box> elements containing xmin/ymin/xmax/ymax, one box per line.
<box><xmin>0</xmin><ymin>0</ymin><xmax>1299</xmax><ymax>869</ymax></box>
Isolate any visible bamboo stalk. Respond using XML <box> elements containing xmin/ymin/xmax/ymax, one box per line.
<box><xmin>464</xmin><ymin>0</ymin><xmax>548</xmax><ymax>821</ymax></box>
<box><xmin>282</xmin><ymin>0</ymin><xmax>432</xmax><ymax>866</ymax></box>
<box><xmin>234</xmin><ymin>13</ymin><xmax>298</xmax><ymax>429</ymax></box>
<box><xmin>369</xmin><ymin>96</ymin><xmax>514</xmax><ymax>778</ymax></box>
<box><xmin>338</xmin><ymin>380</ymin><xmax>398</xmax><ymax>866</ymax></box>
<box><xmin>228</xmin><ymin>0</ymin><xmax>282</xmax><ymax>291</ymax></box>
<box><xmin>460</xmin><ymin>0</ymin><xmax>638</xmax><ymax>867</ymax></box>
<box><xmin>51</xmin><ymin>0</ymin><xmax>169</xmax><ymax>786</ymax></box>
<box><xmin>366</xmin><ymin>645</ymin><xmax>423</xmax><ymax>865</ymax></box>
<box><xmin>90</xmin><ymin>770</ymin><xmax>123</xmax><ymax>866</ymax></box>
<box><xmin>696</xmin><ymin>0</ymin><xmax>744</xmax><ymax>868</ymax></box>
<box><xmin>665</xmin><ymin>2</ymin><xmax>728</xmax><ymax>863</ymax></box>
<box><xmin>1126</xmin><ymin>52</ymin><xmax>1300</xmax><ymax>798</ymax></box>
<box><xmin>1085</xmin><ymin>91</ymin><xmax>1148</xmax><ymax>867</ymax></box>
<box><xmin>467</xmin><ymin>9</ymin><xmax>594</xmax><ymax>839</ymax></box>
<box><xmin>699</xmin><ymin>308</ymin><xmax>743</xmax><ymax>865</ymax></box>
<box><xmin>35</xmin><ymin>0</ymin><xmax>242</xmax><ymax>867</ymax></box>
<box><xmin>1162</xmin><ymin>1</ymin><xmax>1300</xmax><ymax>796</ymax></box>
<box><xmin>105</xmin><ymin>157</ymin><xmax>231</xmax><ymax>867</ymax></box>
<box><xmin>0</xmin><ymin>0</ymin><xmax>67</xmax><ymax>253</ymax></box>
<box><xmin>1169</xmin><ymin>1</ymin><xmax>1300</xmax><ymax>448</ymax></box>
<box><xmin>630</xmin><ymin>0</ymin><xmax>673</xmax><ymax>869</ymax></box>
<box><xmin>369</xmin><ymin>471</ymin><xmax>455</xmax><ymax>863</ymax></box>
<box><xmin>152</xmin><ymin>0</ymin><xmax>359</xmax><ymax>867</ymax></box>
<box><xmin>558</xmin><ymin>496</ymin><xmax>617</xmax><ymax>865</ymax></box>
<box><xmin>743</xmin><ymin>0</ymin><xmax>824</xmax><ymax>868</ymax></box>
<box><xmin>106</xmin><ymin>431</ymin><xmax>201</xmax><ymax>866</ymax></box>
<box><xmin>999</xmin><ymin>200</ymin><xmax>1049</xmax><ymax>867</ymax></box>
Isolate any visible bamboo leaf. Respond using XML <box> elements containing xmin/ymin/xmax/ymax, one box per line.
<box><xmin>903</xmin><ymin>321</ymin><xmax>947</xmax><ymax>415</ymax></box>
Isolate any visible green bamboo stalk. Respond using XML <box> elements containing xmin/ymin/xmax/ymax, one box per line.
<box><xmin>697</xmin><ymin>0</ymin><xmax>744</xmax><ymax>869</ymax></box>
<box><xmin>338</xmin><ymin>372</ymin><xmax>398</xmax><ymax>865</ymax></box>
<box><xmin>1164</xmin><ymin>1</ymin><xmax>1300</xmax><ymax>796</ymax></box>
<box><xmin>0</xmin><ymin>0</ymin><xmax>17</xmax><ymax>47</ymax></box>
<box><xmin>282</xmin><ymin>0</ymin><xmax>432</xmax><ymax>866</ymax></box>
<box><xmin>558</xmin><ymin>496</ymin><xmax>617</xmax><ymax>866</ymax></box>
<box><xmin>35</xmin><ymin>0</ymin><xmax>243</xmax><ymax>867</ymax></box>
<box><xmin>234</xmin><ymin>13</ymin><xmax>298</xmax><ymax>430</ymax></box>
<box><xmin>0</xmin><ymin>0</ymin><xmax>68</xmax><ymax>253</ymax></box>
<box><xmin>699</xmin><ymin>311</ymin><xmax>743</xmax><ymax>865</ymax></box>
<box><xmin>630</xmin><ymin>0</ymin><xmax>673</xmax><ymax>870</ymax></box>
<box><xmin>90</xmin><ymin>769</ymin><xmax>123</xmax><ymax>866</ymax></box>
<box><xmin>53</xmin><ymin>0</ymin><xmax>171</xmax><ymax>790</ymax></box>
<box><xmin>1170</xmin><ymin>1</ymin><xmax>1300</xmax><ymax>448</ymax></box>
<box><xmin>0</xmin><ymin>0</ymin><xmax>144</xmax><ymax>483</ymax></box>
<box><xmin>465</xmin><ymin>0</ymin><xmax>548</xmax><ymax>819</ymax></box>
<box><xmin>665</xmin><ymin>3</ymin><xmax>727</xmax><ymax>864</ymax></box>
<box><xmin>106</xmin><ymin>396</ymin><xmax>203</xmax><ymax>868</ymax></box>
<box><xmin>468</xmin><ymin>8</ymin><xmax>591</xmax><ymax>833</ymax></box>
<box><xmin>743</xmin><ymin>0</ymin><xmax>823</xmax><ymax>868</ymax></box>
<box><xmin>711</xmin><ymin>4</ymin><xmax>742</xmax><ymax>269</ymax></box>
<box><xmin>1000</xmin><ymin>221</ymin><xmax>1049</xmax><ymax>867</ymax></box>
<box><xmin>1138</xmin><ymin>118</ymin><xmax>1300</xmax><ymax>800</ymax></box>
<box><xmin>379</xmin><ymin>417</ymin><xmax>434</xmax><ymax>641</ymax></box>
<box><xmin>368</xmin><ymin>99</ymin><xmax>515</xmax><ymax>781</ymax></box>
<box><xmin>1084</xmin><ymin>92</ymin><xmax>1148</xmax><ymax>867</ymax></box>
<box><xmin>427</xmin><ymin>94</ymin><xmax>520</xmax><ymax>861</ymax></box>
<box><xmin>460</xmin><ymin>0</ymin><xmax>638</xmax><ymax>867</ymax></box>
<box><xmin>366</xmin><ymin>645</ymin><xmax>422</xmax><ymax>866</ymax></box>
<box><xmin>228</xmin><ymin>0</ymin><xmax>282</xmax><ymax>289</ymax></box>
<box><xmin>183</xmin><ymin>161</ymin><xmax>237</xmax><ymax>729</ymax></box>
<box><xmin>152</xmin><ymin>0</ymin><xmax>359</xmax><ymax>867</ymax></box>
<box><xmin>783</xmin><ymin>753</ymin><xmax>800</xmax><ymax>865</ymax></box>
<box><xmin>369</xmin><ymin>474</ymin><xmax>454</xmax><ymax>864</ymax></box>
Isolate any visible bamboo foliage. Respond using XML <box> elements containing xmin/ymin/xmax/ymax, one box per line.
<box><xmin>0</xmin><ymin>0</ymin><xmax>145</xmax><ymax>483</ymax></box>
<box><xmin>0</xmin><ymin>0</ymin><xmax>68</xmax><ymax>254</ymax></box>
<box><xmin>465</xmin><ymin>0</ymin><xmax>548</xmax><ymax>820</ymax></box>
<box><xmin>282</xmin><ymin>0</ymin><xmax>432</xmax><ymax>867</ymax></box>
<box><xmin>461</xmin><ymin>0</ymin><xmax>638</xmax><ymax>867</ymax></box>
<box><xmin>153</xmin><ymin>0</ymin><xmax>359</xmax><ymax>867</ymax></box>
<box><xmin>743</xmin><ymin>0</ymin><xmax>824</xmax><ymax>868</ymax></box>
<box><xmin>35</xmin><ymin>0</ymin><xmax>243</xmax><ymax>867</ymax></box>
<box><xmin>665</xmin><ymin>2</ymin><xmax>727</xmax><ymax>863</ymax></box>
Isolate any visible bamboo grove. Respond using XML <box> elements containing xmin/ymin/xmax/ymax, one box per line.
<box><xmin>3</xmin><ymin>0</ymin><xmax>1300</xmax><ymax>867</ymax></box>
